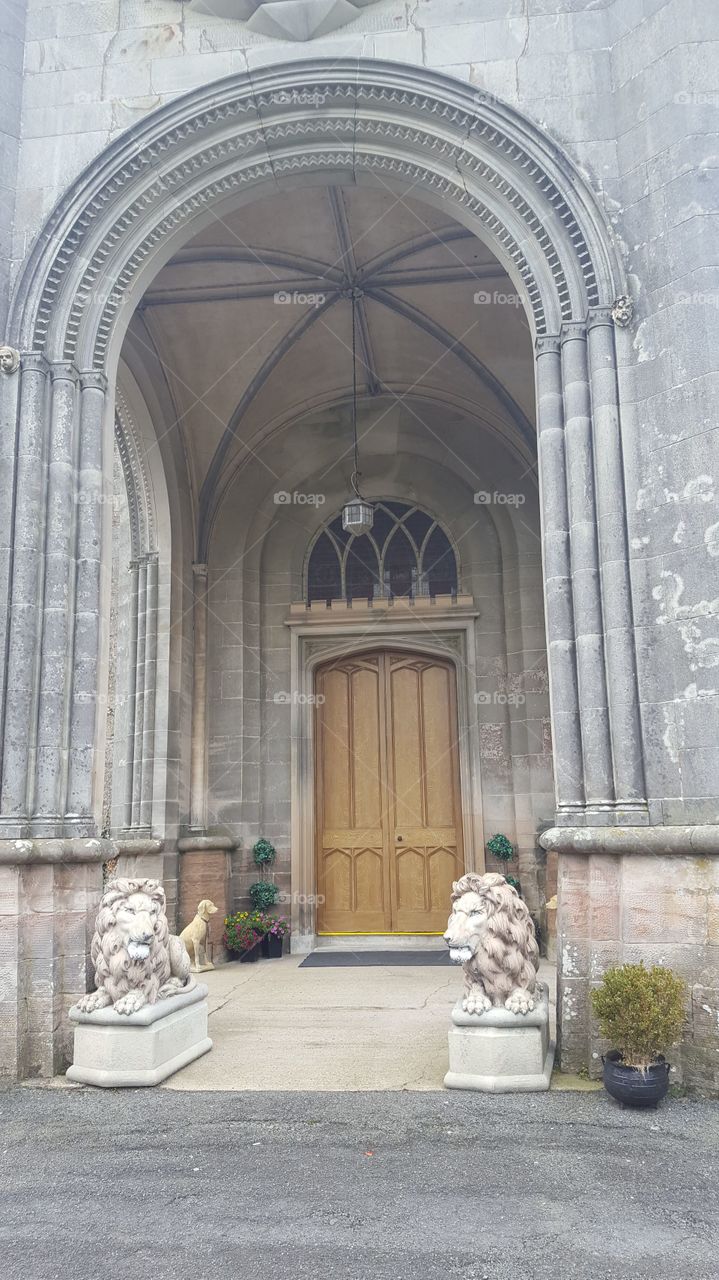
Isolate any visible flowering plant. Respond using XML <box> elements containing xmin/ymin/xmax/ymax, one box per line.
<box><xmin>263</xmin><ymin>914</ymin><xmax>290</xmax><ymax>939</ymax></box>
<box><xmin>224</xmin><ymin>911</ymin><xmax>263</xmax><ymax>954</ymax></box>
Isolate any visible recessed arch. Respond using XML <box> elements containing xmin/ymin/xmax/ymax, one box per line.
<box><xmin>9</xmin><ymin>59</ymin><xmax>625</xmax><ymax>370</ymax></box>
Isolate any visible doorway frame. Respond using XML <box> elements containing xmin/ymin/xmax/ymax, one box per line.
<box><xmin>287</xmin><ymin>614</ymin><xmax>484</xmax><ymax>952</ymax></box>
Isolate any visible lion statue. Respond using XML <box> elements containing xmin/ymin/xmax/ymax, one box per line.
<box><xmin>443</xmin><ymin>872</ymin><xmax>539</xmax><ymax>1016</ymax></box>
<box><xmin>74</xmin><ymin>878</ymin><xmax>192</xmax><ymax>1016</ymax></box>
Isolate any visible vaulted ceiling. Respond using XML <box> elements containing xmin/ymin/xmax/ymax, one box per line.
<box><xmin>125</xmin><ymin>183</ymin><xmax>535</xmax><ymax>527</ymax></box>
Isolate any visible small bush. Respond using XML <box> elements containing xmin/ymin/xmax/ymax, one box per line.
<box><xmin>486</xmin><ymin>833</ymin><xmax>514</xmax><ymax>862</ymax></box>
<box><xmin>249</xmin><ymin>880</ymin><xmax>280</xmax><ymax>910</ymax></box>
<box><xmin>591</xmin><ymin>963</ymin><xmax>686</xmax><ymax>1070</ymax></box>
<box><xmin>253</xmin><ymin>837</ymin><xmax>276</xmax><ymax>867</ymax></box>
<box><xmin>224</xmin><ymin>912</ymin><xmax>263</xmax><ymax>954</ymax></box>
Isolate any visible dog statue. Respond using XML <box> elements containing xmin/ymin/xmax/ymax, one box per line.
<box><xmin>179</xmin><ymin>899</ymin><xmax>218</xmax><ymax>972</ymax></box>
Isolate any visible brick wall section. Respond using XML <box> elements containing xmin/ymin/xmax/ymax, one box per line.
<box><xmin>179</xmin><ymin>850</ymin><xmax>231</xmax><ymax>961</ymax></box>
<box><xmin>557</xmin><ymin>853</ymin><xmax>719</xmax><ymax>1094</ymax></box>
<box><xmin>0</xmin><ymin>858</ymin><xmax>102</xmax><ymax>1079</ymax></box>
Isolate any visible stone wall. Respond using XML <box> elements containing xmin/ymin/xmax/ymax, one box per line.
<box><xmin>0</xmin><ymin>845</ymin><xmax>104</xmax><ymax>1078</ymax></box>
<box><xmin>557</xmin><ymin>847</ymin><xmax>719</xmax><ymax>1094</ymax></box>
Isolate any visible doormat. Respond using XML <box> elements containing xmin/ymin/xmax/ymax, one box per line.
<box><xmin>300</xmin><ymin>950</ymin><xmax>451</xmax><ymax>968</ymax></box>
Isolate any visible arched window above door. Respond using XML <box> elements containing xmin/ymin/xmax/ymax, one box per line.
<box><xmin>306</xmin><ymin>502</ymin><xmax>459</xmax><ymax>605</ymax></box>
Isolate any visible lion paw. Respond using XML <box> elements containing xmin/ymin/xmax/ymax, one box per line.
<box><xmin>463</xmin><ymin>992</ymin><xmax>491</xmax><ymax>1015</ymax></box>
<box><xmin>74</xmin><ymin>989</ymin><xmax>111</xmax><ymax>1014</ymax></box>
<box><xmin>505</xmin><ymin>990</ymin><xmax>535</xmax><ymax>1015</ymax></box>
<box><xmin>113</xmin><ymin>991</ymin><xmax>147</xmax><ymax>1016</ymax></box>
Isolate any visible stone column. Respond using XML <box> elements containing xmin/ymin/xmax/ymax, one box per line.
<box><xmin>586</xmin><ymin>309</ymin><xmax>646</xmax><ymax>815</ymax></box>
<box><xmin>0</xmin><ymin>355</ymin><xmax>50</xmax><ymax>831</ymax></box>
<box><xmin>131</xmin><ymin>555</ymin><xmax>148</xmax><ymax>827</ymax></box>
<box><xmin>65</xmin><ymin>372</ymin><xmax>107</xmax><ymax>833</ymax></box>
<box><xmin>190</xmin><ymin>563</ymin><xmax>209</xmax><ymax>831</ymax></box>
<box><xmin>123</xmin><ymin>559</ymin><xmax>140</xmax><ymax>829</ymax></box>
<box><xmin>140</xmin><ymin>552</ymin><xmax>159</xmax><ymax>829</ymax></box>
<box><xmin>33</xmin><ymin>363</ymin><xmax>80</xmax><ymax>831</ymax></box>
<box><xmin>0</xmin><ymin>353</ymin><xmax>21</xmax><ymax>779</ymax></box>
<box><xmin>534</xmin><ymin>336</ymin><xmax>584</xmax><ymax>816</ymax></box>
<box><xmin>561</xmin><ymin>324</ymin><xmax>613</xmax><ymax>811</ymax></box>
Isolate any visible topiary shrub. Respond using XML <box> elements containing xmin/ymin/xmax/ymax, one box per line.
<box><xmin>249</xmin><ymin>880</ymin><xmax>280</xmax><ymax>911</ymax></box>
<box><xmin>486</xmin><ymin>833</ymin><xmax>514</xmax><ymax>862</ymax></box>
<box><xmin>591</xmin><ymin>963</ymin><xmax>686</xmax><ymax>1071</ymax></box>
<box><xmin>253</xmin><ymin>837</ymin><xmax>276</xmax><ymax>867</ymax></box>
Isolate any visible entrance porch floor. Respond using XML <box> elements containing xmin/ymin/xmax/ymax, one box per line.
<box><xmin>163</xmin><ymin>956</ymin><xmax>557</xmax><ymax>1092</ymax></box>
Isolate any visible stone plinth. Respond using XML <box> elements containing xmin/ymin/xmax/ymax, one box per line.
<box><xmin>444</xmin><ymin>984</ymin><xmax>554</xmax><ymax>1093</ymax></box>
<box><xmin>67</xmin><ymin>983</ymin><xmax>211</xmax><ymax>1087</ymax></box>
<box><xmin>178</xmin><ymin>837</ymin><xmax>233</xmax><ymax>963</ymax></box>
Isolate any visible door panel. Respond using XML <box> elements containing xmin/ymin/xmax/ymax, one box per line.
<box><xmin>316</xmin><ymin>655</ymin><xmax>390</xmax><ymax>932</ymax></box>
<box><xmin>316</xmin><ymin>650</ymin><xmax>464</xmax><ymax>933</ymax></box>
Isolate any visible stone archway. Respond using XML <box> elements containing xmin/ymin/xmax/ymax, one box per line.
<box><xmin>0</xmin><ymin>58</ymin><xmax>644</xmax><ymax>1078</ymax></box>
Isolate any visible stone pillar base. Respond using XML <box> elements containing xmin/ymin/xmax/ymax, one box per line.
<box><xmin>444</xmin><ymin>984</ymin><xmax>554</xmax><ymax>1093</ymax></box>
<box><xmin>67</xmin><ymin>983</ymin><xmax>211</xmax><ymax>1087</ymax></box>
<box><xmin>178</xmin><ymin>837</ymin><xmax>234</xmax><ymax>964</ymax></box>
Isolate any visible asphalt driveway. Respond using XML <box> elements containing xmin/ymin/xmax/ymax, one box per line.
<box><xmin>2</xmin><ymin>1085</ymin><xmax>717</xmax><ymax>1280</ymax></box>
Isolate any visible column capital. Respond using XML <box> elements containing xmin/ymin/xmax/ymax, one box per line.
<box><xmin>535</xmin><ymin>334</ymin><xmax>561</xmax><ymax>356</ymax></box>
<box><xmin>49</xmin><ymin>360</ymin><xmax>80</xmax><ymax>384</ymax></box>
<box><xmin>78</xmin><ymin>369</ymin><xmax>108</xmax><ymax>393</ymax></box>
<box><xmin>193</xmin><ymin>561</ymin><xmax>209</xmax><ymax>579</ymax></box>
<box><xmin>586</xmin><ymin>305</ymin><xmax>614</xmax><ymax>330</ymax></box>
<box><xmin>560</xmin><ymin>321</ymin><xmax>587</xmax><ymax>345</ymax></box>
<box><xmin>18</xmin><ymin>351</ymin><xmax>50</xmax><ymax>376</ymax></box>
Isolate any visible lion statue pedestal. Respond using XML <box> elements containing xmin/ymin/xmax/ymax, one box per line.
<box><xmin>443</xmin><ymin>872</ymin><xmax>555</xmax><ymax>1093</ymax></box>
<box><xmin>67</xmin><ymin>877</ymin><xmax>212</xmax><ymax>1087</ymax></box>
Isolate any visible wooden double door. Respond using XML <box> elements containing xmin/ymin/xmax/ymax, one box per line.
<box><xmin>315</xmin><ymin>650</ymin><xmax>464</xmax><ymax>933</ymax></box>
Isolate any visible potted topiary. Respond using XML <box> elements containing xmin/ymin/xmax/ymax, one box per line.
<box><xmin>223</xmin><ymin>911</ymin><xmax>263</xmax><ymax>963</ymax></box>
<box><xmin>261</xmin><ymin>914</ymin><xmax>290</xmax><ymax>959</ymax></box>
<box><xmin>249</xmin><ymin>880</ymin><xmax>280</xmax><ymax>912</ymax></box>
<box><xmin>486</xmin><ymin>833</ymin><xmax>521</xmax><ymax>896</ymax></box>
<box><xmin>591</xmin><ymin>962</ymin><xmax>686</xmax><ymax>1108</ymax></box>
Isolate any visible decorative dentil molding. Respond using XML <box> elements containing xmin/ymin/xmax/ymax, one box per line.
<box><xmin>13</xmin><ymin>65</ymin><xmax>621</xmax><ymax>367</ymax></box>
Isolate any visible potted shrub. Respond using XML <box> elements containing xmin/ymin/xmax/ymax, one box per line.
<box><xmin>261</xmin><ymin>914</ymin><xmax>290</xmax><ymax>959</ymax></box>
<box><xmin>486</xmin><ymin>833</ymin><xmax>521</xmax><ymax>896</ymax></box>
<box><xmin>224</xmin><ymin>911</ymin><xmax>263</xmax><ymax>963</ymax></box>
<box><xmin>591</xmin><ymin>962</ymin><xmax>686</xmax><ymax>1108</ymax></box>
<box><xmin>249</xmin><ymin>880</ymin><xmax>280</xmax><ymax>911</ymax></box>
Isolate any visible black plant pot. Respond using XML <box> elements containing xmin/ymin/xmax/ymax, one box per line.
<box><xmin>262</xmin><ymin>933</ymin><xmax>284</xmax><ymax>959</ymax></box>
<box><xmin>602</xmin><ymin>1050</ymin><xmax>670</xmax><ymax>1108</ymax></box>
<box><xmin>239</xmin><ymin>943</ymin><xmax>261</xmax><ymax>964</ymax></box>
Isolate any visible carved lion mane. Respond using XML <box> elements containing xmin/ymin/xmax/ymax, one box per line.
<box><xmin>74</xmin><ymin>877</ymin><xmax>191</xmax><ymax>1017</ymax></box>
<box><xmin>444</xmin><ymin>872</ymin><xmax>539</xmax><ymax>1015</ymax></box>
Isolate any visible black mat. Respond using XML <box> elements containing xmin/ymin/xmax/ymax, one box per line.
<box><xmin>300</xmin><ymin>949</ymin><xmax>451</xmax><ymax>967</ymax></box>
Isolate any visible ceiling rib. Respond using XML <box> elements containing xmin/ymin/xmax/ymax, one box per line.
<box><xmin>326</xmin><ymin>188</ymin><xmax>382</xmax><ymax>397</ymax></box>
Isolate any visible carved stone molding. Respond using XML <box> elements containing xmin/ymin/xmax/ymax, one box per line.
<box><xmin>610</xmin><ymin>294</ymin><xmax>634</xmax><ymax>328</ymax></box>
<box><xmin>115</xmin><ymin>383</ymin><xmax>156</xmax><ymax>558</ymax></box>
<box><xmin>187</xmin><ymin>0</ymin><xmax>384</xmax><ymax>40</ymax></box>
<box><xmin>8</xmin><ymin>62</ymin><xmax>625</xmax><ymax>367</ymax></box>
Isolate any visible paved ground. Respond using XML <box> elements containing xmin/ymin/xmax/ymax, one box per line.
<box><xmin>2</xmin><ymin>1087</ymin><xmax>717</xmax><ymax>1280</ymax></box>
<box><xmin>163</xmin><ymin>955</ymin><xmax>557</xmax><ymax>1090</ymax></box>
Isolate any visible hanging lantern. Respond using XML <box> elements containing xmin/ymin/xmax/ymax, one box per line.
<box><xmin>342</xmin><ymin>497</ymin><xmax>374</xmax><ymax>535</ymax></box>
<box><xmin>342</xmin><ymin>286</ymin><xmax>374</xmax><ymax>537</ymax></box>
